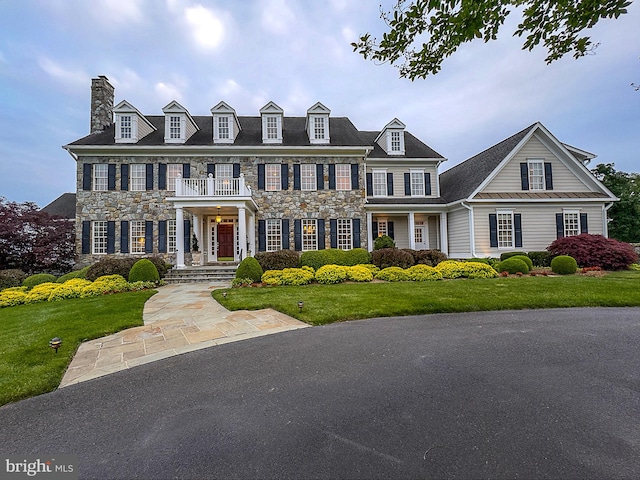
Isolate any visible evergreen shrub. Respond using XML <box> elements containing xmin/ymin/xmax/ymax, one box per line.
<box><xmin>461</xmin><ymin>262</ymin><xmax>499</xmax><ymax>279</ymax></box>
<box><xmin>375</xmin><ymin>267</ymin><xmax>409</xmax><ymax>282</ymax></box>
<box><xmin>373</xmin><ymin>235</ymin><xmax>395</xmax><ymax>250</ymax></box>
<box><xmin>434</xmin><ymin>260</ymin><xmax>467</xmax><ymax>279</ymax></box>
<box><xmin>344</xmin><ymin>248</ymin><xmax>371</xmax><ymax>266</ymax></box>
<box><xmin>235</xmin><ymin>257</ymin><xmax>263</xmax><ymax>283</ymax></box>
<box><xmin>23</xmin><ymin>273</ymin><xmax>57</xmax><ymax>290</ymax></box>
<box><xmin>406</xmin><ymin>264</ymin><xmax>442</xmax><ymax>281</ymax></box>
<box><xmin>527</xmin><ymin>251</ymin><xmax>553</xmax><ymax>267</ymax></box>
<box><xmin>551</xmin><ymin>255</ymin><xmax>578</xmax><ymax>275</ymax></box>
<box><xmin>496</xmin><ymin>258</ymin><xmax>530</xmax><ymax>274</ymax></box>
<box><xmin>24</xmin><ymin>282</ymin><xmax>59</xmax><ymax>303</ymax></box>
<box><xmin>86</xmin><ymin>257</ymin><xmax>136</xmax><ymax>281</ymax></box>
<box><xmin>510</xmin><ymin>255</ymin><xmax>533</xmax><ymax>271</ymax></box>
<box><xmin>0</xmin><ymin>269</ymin><xmax>27</xmax><ymax>290</ymax></box>
<box><xmin>48</xmin><ymin>279</ymin><xmax>92</xmax><ymax>301</ymax></box>
<box><xmin>81</xmin><ymin>275</ymin><xmax>129</xmax><ymax>297</ymax></box>
<box><xmin>345</xmin><ymin>265</ymin><xmax>374</xmax><ymax>282</ymax></box>
<box><xmin>372</xmin><ymin>248</ymin><xmax>414</xmax><ymax>269</ymax></box>
<box><xmin>315</xmin><ymin>265</ymin><xmax>348</xmax><ymax>284</ymax></box>
<box><xmin>129</xmin><ymin>259</ymin><xmax>160</xmax><ymax>283</ymax></box>
<box><xmin>255</xmin><ymin>250</ymin><xmax>300</xmax><ymax>271</ymax></box>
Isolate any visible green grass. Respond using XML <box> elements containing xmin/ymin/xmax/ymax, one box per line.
<box><xmin>213</xmin><ymin>271</ymin><xmax>640</xmax><ymax>325</ymax></box>
<box><xmin>0</xmin><ymin>290</ymin><xmax>155</xmax><ymax>406</ymax></box>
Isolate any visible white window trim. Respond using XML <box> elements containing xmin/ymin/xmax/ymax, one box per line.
<box><xmin>309</xmin><ymin>115</ymin><xmax>330</xmax><ymax>144</ymax></box>
<box><xmin>266</xmin><ymin>219</ymin><xmax>282</xmax><ymax>252</ymax></box>
<box><xmin>164</xmin><ymin>114</ymin><xmax>186</xmax><ymax>143</ymax></box>
<box><xmin>115</xmin><ymin>114</ymin><xmax>138</xmax><ymax>143</ymax></box>
<box><xmin>527</xmin><ymin>159</ymin><xmax>546</xmax><ymax>191</ymax></box>
<box><xmin>130</xmin><ymin>221</ymin><xmax>146</xmax><ymax>254</ymax></box>
<box><xmin>562</xmin><ymin>209</ymin><xmax>581</xmax><ymax>237</ymax></box>
<box><xmin>410</xmin><ymin>169</ymin><xmax>425</xmax><ymax>197</ymax></box>
<box><xmin>92</xmin><ymin>221</ymin><xmax>108</xmax><ymax>255</ymax></box>
<box><xmin>387</xmin><ymin>130</ymin><xmax>405</xmax><ymax>155</ymax></box>
<box><xmin>496</xmin><ymin>209</ymin><xmax>514</xmax><ymax>250</ymax></box>
<box><xmin>166</xmin><ymin>164</ymin><xmax>182</xmax><ymax>192</ymax></box>
<box><xmin>130</xmin><ymin>164</ymin><xmax>146</xmax><ymax>192</ymax></box>
<box><xmin>214</xmin><ymin>115</ymin><xmax>234</xmax><ymax>144</ymax></box>
<box><xmin>265</xmin><ymin>164</ymin><xmax>281</xmax><ymax>192</ymax></box>
<box><xmin>262</xmin><ymin>114</ymin><xmax>283</xmax><ymax>144</ymax></box>
<box><xmin>301</xmin><ymin>164</ymin><xmax>317</xmax><ymax>191</ymax></box>
<box><xmin>301</xmin><ymin>219</ymin><xmax>318</xmax><ymax>251</ymax></box>
<box><xmin>337</xmin><ymin>219</ymin><xmax>353</xmax><ymax>250</ymax></box>
<box><xmin>93</xmin><ymin>164</ymin><xmax>108</xmax><ymax>191</ymax></box>
<box><xmin>335</xmin><ymin>164</ymin><xmax>351</xmax><ymax>191</ymax></box>
<box><xmin>372</xmin><ymin>169</ymin><xmax>387</xmax><ymax>197</ymax></box>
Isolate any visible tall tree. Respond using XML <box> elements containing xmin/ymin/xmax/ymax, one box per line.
<box><xmin>352</xmin><ymin>0</ymin><xmax>632</xmax><ymax>79</ymax></box>
<box><xmin>591</xmin><ymin>163</ymin><xmax>640</xmax><ymax>243</ymax></box>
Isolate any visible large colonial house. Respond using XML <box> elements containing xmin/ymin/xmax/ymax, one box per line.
<box><xmin>63</xmin><ymin>76</ymin><xmax>617</xmax><ymax>268</ymax></box>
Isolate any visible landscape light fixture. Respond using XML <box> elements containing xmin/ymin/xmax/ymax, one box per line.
<box><xmin>49</xmin><ymin>337</ymin><xmax>62</xmax><ymax>353</ymax></box>
<box><xmin>298</xmin><ymin>301</ymin><xmax>304</xmax><ymax>312</ymax></box>
<box><xmin>222</xmin><ymin>292</ymin><xmax>227</xmax><ymax>299</ymax></box>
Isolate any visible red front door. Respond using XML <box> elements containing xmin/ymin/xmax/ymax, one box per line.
<box><xmin>218</xmin><ymin>224</ymin><xmax>234</xmax><ymax>258</ymax></box>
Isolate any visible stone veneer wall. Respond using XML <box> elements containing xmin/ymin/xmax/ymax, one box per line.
<box><xmin>75</xmin><ymin>154</ymin><xmax>367</xmax><ymax>266</ymax></box>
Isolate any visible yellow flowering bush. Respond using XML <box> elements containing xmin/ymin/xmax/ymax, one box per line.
<box><xmin>279</xmin><ymin>268</ymin><xmax>315</xmax><ymax>286</ymax></box>
<box><xmin>375</xmin><ymin>267</ymin><xmax>409</xmax><ymax>282</ymax></box>
<box><xmin>315</xmin><ymin>265</ymin><xmax>348</xmax><ymax>284</ymax></box>
<box><xmin>0</xmin><ymin>289</ymin><xmax>28</xmax><ymax>307</ymax></box>
<box><xmin>461</xmin><ymin>262</ymin><xmax>499</xmax><ymax>279</ymax></box>
<box><xmin>406</xmin><ymin>264</ymin><xmax>443</xmax><ymax>281</ymax></box>
<box><xmin>355</xmin><ymin>264</ymin><xmax>380</xmax><ymax>274</ymax></box>
<box><xmin>48</xmin><ymin>279</ymin><xmax>92</xmax><ymax>301</ymax></box>
<box><xmin>81</xmin><ymin>275</ymin><xmax>129</xmax><ymax>297</ymax></box>
<box><xmin>434</xmin><ymin>260</ymin><xmax>467</xmax><ymax>279</ymax></box>
<box><xmin>24</xmin><ymin>283</ymin><xmax>60</xmax><ymax>304</ymax></box>
<box><xmin>346</xmin><ymin>266</ymin><xmax>374</xmax><ymax>282</ymax></box>
<box><xmin>300</xmin><ymin>265</ymin><xmax>315</xmax><ymax>274</ymax></box>
<box><xmin>261</xmin><ymin>270</ymin><xmax>284</xmax><ymax>286</ymax></box>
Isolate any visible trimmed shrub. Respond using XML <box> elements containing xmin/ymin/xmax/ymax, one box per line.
<box><xmin>23</xmin><ymin>273</ymin><xmax>57</xmax><ymax>290</ymax></box>
<box><xmin>279</xmin><ymin>268</ymin><xmax>315</xmax><ymax>286</ymax></box>
<box><xmin>344</xmin><ymin>248</ymin><xmax>371</xmax><ymax>266</ymax></box>
<box><xmin>527</xmin><ymin>251</ymin><xmax>553</xmax><ymax>267</ymax></box>
<box><xmin>235</xmin><ymin>257</ymin><xmax>263</xmax><ymax>283</ymax></box>
<box><xmin>407</xmin><ymin>264</ymin><xmax>443</xmax><ymax>281</ymax></box>
<box><xmin>467</xmin><ymin>258</ymin><xmax>490</xmax><ymax>264</ymax></box>
<box><xmin>496</xmin><ymin>258</ymin><xmax>530</xmax><ymax>275</ymax></box>
<box><xmin>510</xmin><ymin>255</ymin><xmax>533</xmax><ymax>271</ymax></box>
<box><xmin>81</xmin><ymin>275</ymin><xmax>129</xmax><ymax>297</ymax></box>
<box><xmin>461</xmin><ymin>262</ymin><xmax>499</xmax><ymax>279</ymax></box>
<box><xmin>144</xmin><ymin>257</ymin><xmax>171</xmax><ymax>278</ymax></box>
<box><xmin>374</xmin><ymin>235</ymin><xmax>395</xmax><ymax>250</ymax></box>
<box><xmin>129</xmin><ymin>259</ymin><xmax>160</xmax><ymax>283</ymax></box>
<box><xmin>551</xmin><ymin>255</ymin><xmax>578</xmax><ymax>275</ymax></box>
<box><xmin>24</xmin><ymin>282</ymin><xmax>59</xmax><ymax>303</ymax></box>
<box><xmin>86</xmin><ymin>257</ymin><xmax>136</xmax><ymax>282</ymax></box>
<box><xmin>300</xmin><ymin>250</ymin><xmax>326</xmax><ymax>271</ymax></box>
<box><xmin>254</xmin><ymin>250</ymin><xmax>300</xmax><ymax>271</ymax></box>
<box><xmin>0</xmin><ymin>288</ymin><xmax>28</xmax><ymax>307</ymax></box>
<box><xmin>315</xmin><ymin>265</ymin><xmax>348</xmax><ymax>284</ymax></box>
<box><xmin>48</xmin><ymin>279</ymin><xmax>92</xmax><ymax>301</ymax></box>
<box><xmin>434</xmin><ymin>260</ymin><xmax>467</xmax><ymax>279</ymax></box>
<box><xmin>547</xmin><ymin>234</ymin><xmax>637</xmax><ymax>270</ymax></box>
<box><xmin>345</xmin><ymin>265</ymin><xmax>374</xmax><ymax>282</ymax></box>
<box><xmin>301</xmin><ymin>265</ymin><xmax>315</xmax><ymax>274</ymax></box>
<box><xmin>375</xmin><ymin>267</ymin><xmax>409</xmax><ymax>282</ymax></box>
<box><xmin>500</xmin><ymin>252</ymin><xmax>524</xmax><ymax>261</ymax></box>
<box><xmin>356</xmin><ymin>263</ymin><xmax>380</xmax><ymax>274</ymax></box>
<box><xmin>372</xmin><ymin>248</ymin><xmax>414</xmax><ymax>269</ymax></box>
<box><xmin>261</xmin><ymin>270</ymin><xmax>283</xmax><ymax>286</ymax></box>
<box><xmin>406</xmin><ymin>249</ymin><xmax>448</xmax><ymax>266</ymax></box>
<box><xmin>232</xmin><ymin>277</ymin><xmax>254</xmax><ymax>287</ymax></box>
<box><xmin>0</xmin><ymin>269</ymin><xmax>27</xmax><ymax>290</ymax></box>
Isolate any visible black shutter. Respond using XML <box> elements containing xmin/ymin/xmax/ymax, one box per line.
<box><xmin>328</xmin><ymin>164</ymin><xmax>336</xmax><ymax>189</ymax></box>
<box><xmin>520</xmin><ymin>163</ymin><xmax>529</xmax><ymax>190</ymax></box>
<box><xmin>580</xmin><ymin>213</ymin><xmax>588</xmax><ymax>234</ymax></box>
<box><xmin>281</xmin><ymin>164</ymin><xmax>289</xmax><ymax>190</ymax></box>
<box><xmin>387</xmin><ymin>173</ymin><xmax>394</xmax><ymax>196</ymax></box>
<box><xmin>388</xmin><ymin>221</ymin><xmax>395</xmax><ymax>239</ymax></box>
<box><xmin>207</xmin><ymin>163</ymin><xmax>216</xmax><ymax>177</ymax></box>
<box><xmin>83</xmin><ymin>164</ymin><xmax>92</xmax><ymax>191</ymax></box>
<box><xmin>145</xmin><ymin>221</ymin><xmax>153</xmax><ymax>253</ymax></box>
<box><xmin>258</xmin><ymin>220</ymin><xmax>266</xmax><ymax>252</ymax></box>
<box><xmin>318</xmin><ymin>219</ymin><xmax>325</xmax><ymax>250</ymax></box>
<box><xmin>293</xmin><ymin>164</ymin><xmax>301</xmax><ymax>190</ymax></box>
<box><xmin>121</xmin><ymin>164</ymin><xmax>129</xmax><ymax>191</ymax></box>
<box><xmin>108</xmin><ymin>164</ymin><xmax>116</xmax><ymax>191</ymax></box>
<box><xmin>366</xmin><ymin>173</ymin><xmax>373</xmax><ymax>196</ymax></box>
<box><xmin>425</xmin><ymin>173</ymin><xmax>432</xmax><ymax>195</ymax></box>
<box><xmin>404</xmin><ymin>173</ymin><xmax>411</xmax><ymax>196</ymax></box>
<box><xmin>258</xmin><ymin>164</ymin><xmax>265</xmax><ymax>190</ymax></box>
<box><xmin>182</xmin><ymin>163</ymin><xmax>190</xmax><ymax>179</ymax></box>
<box><xmin>330</xmin><ymin>219</ymin><xmax>337</xmax><ymax>248</ymax></box>
<box><xmin>489</xmin><ymin>214</ymin><xmax>498</xmax><ymax>247</ymax></box>
<box><xmin>282</xmin><ymin>219</ymin><xmax>290</xmax><ymax>249</ymax></box>
<box><xmin>120</xmin><ymin>220</ymin><xmax>129</xmax><ymax>253</ymax></box>
<box><xmin>233</xmin><ymin>163</ymin><xmax>240</xmax><ymax>178</ymax></box>
<box><xmin>544</xmin><ymin>163</ymin><xmax>553</xmax><ymax>190</ymax></box>
<box><xmin>317</xmin><ymin>164</ymin><xmax>324</xmax><ymax>190</ymax></box>
<box><xmin>353</xmin><ymin>218</ymin><xmax>361</xmax><ymax>248</ymax></box>
<box><xmin>146</xmin><ymin>164</ymin><xmax>154</xmax><ymax>190</ymax></box>
<box><xmin>158</xmin><ymin>220</ymin><xmax>167</xmax><ymax>253</ymax></box>
<box><xmin>556</xmin><ymin>213</ymin><xmax>564</xmax><ymax>239</ymax></box>
<box><xmin>373</xmin><ymin>222</ymin><xmax>378</xmax><ymax>236</ymax></box>
<box><xmin>294</xmin><ymin>219</ymin><xmax>302</xmax><ymax>251</ymax></box>
<box><xmin>158</xmin><ymin>163</ymin><xmax>167</xmax><ymax>190</ymax></box>
<box><xmin>514</xmin><ymin>214</ymin><xmax>522</xmax><ymax>248</ymax></box>
<box><xmin>107</xmin><ymin>221</ymin><xmax>115</xmax><ymax>254</ymax></box>
<box><xmin>351</xmin><ymin>164</ymin><xmax>359</xmax><ymax>190</ymax></box>
<box><xmin>82</xmin><ymin>221</ymin><xmax>90</xmax><ymax>254</ymax></box>
<box><xmin>184</xmin><ymin>220</ymin><xmax>191</xmax><ymax>253</ymax></box>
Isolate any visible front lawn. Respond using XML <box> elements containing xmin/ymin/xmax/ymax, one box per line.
<box><xmin>214</xmin><ymin>271</ymin><xmax>640</xmax><ymax>325</ymax></box>
<box><xmin>0</xmin><ymin>290</ymin><xmax>155</xmax><ymax>406</ymax></box>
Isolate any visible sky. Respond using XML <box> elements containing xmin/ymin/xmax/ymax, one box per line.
<box><xmin>0</xmin><ymin>0</ymin><xmax>638</xmax><ymax>207</ymax></box>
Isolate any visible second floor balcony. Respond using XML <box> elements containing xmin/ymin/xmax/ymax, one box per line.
<box><xmin>174</xmin><ymin>174</ymin><xmax>252</xmax><ymax>198</ymax></box>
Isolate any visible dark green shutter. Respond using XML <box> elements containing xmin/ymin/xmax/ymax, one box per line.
<box><xmin>373</xmin><ymin>222</ymin><xmax>378</xmax><ymax>236</ymax></box>
<box><xmin>293</xmin><ymin>164</ymin><xmax>301</xmax><ymax>190</ymax></box>
<box><xmin>121</xmin><ymin>164</ymin><xmax>129</xmax><ymax>191</ymax></box>
<box><xmin>207</xmin><ymin>164</ymin><xmax>216</xmax><ymax>177</ymax></box>
<box><xmin>353</xmin><ymin>219</ymin><xmax>361</xmax><ymax>248</ymax></box>
<box><xmin>351</xmin><ymin>164</ymin><xmax>359</xmax><ymax>190</ymax></box>
<box><xmin>366</xmin><ymin>173</ymin><xmax>373</xmax><ymax>196</ymax></box>
<box><xmin>544</xmin><ymin>163</ymin><xmax>553</xmax><ymax>190</ymax></box>
<box><xmin>387</xmin><ymin>173</ymin><xmax>394</xmax><ymax>196</ymax></box>
<box><xmin>146</xmin><ymin>164</ymin><xmax>154</xmax><ymax>190</ymax></box>
<box><xmin>121</xmin><ymin>220</ymin><xmax>129</xmax><ymax>253</ymax></box>
<box><xmin>425</xmin><ymin>173</ymin><xmax>432</xmax><ymax>195</ymax></box>
<box><xmin>158</xmin><ymin>164</ymin><xmax>167</xmax><ymax>190</ymax></box>
<box><xmin>520</xmin><ymin>163</ymin><xmax>529</xmax><ymax>190</ymax></box>
<box><xmin>388</xmin><ymin>221</ymin><xmax>394</xmax><ymax>239</ymax></box>
<box><xmin>330</xmin><ymin>219</ymin><xmax>337</xmax><ymax>248</ymax></box>
<box><xmin>145</xmin><ymin>221</ymin><xmax>153</xmax><ymax>253</ymax></box>
<box><xmin>282</xmin><ymin>219</ymin><xmax>290</xmax><ymax>249</ymax></box>
<box><xmin>404</xmin><ymin>173</ymin><xmax>411</xmax><ymax>196</ymax></box>
<box><xmin>107</xmin><ymin>221</ymin><xmax>115</xmax><ymax>254</ymax></box>
<box><xmin>82</xmin><ymin>164</ymin><xmax>92</xmax><ymax>191</ymax></box>
<box><xmin>317</xmin><ymin>164</ymin><xmax>324</xmax><ymax>190</ymax></box>
<box><xmin>489</xmin><ymin>214</ymin><xmax>498</xmax><ymax>247</ymax></box>
<box><xmin>281</xmin><ymin>164</ymin><xmax>289</xmax><ymax>190</ymax></box>
<box><xmin>318</xmin><ymin>219</ymin><xmax>325</xmax><ymax>250</ymax></box>
<box><xmin>233</xmin><ymin>163</ymin><xmax>240</xmax><ymax>178</ymax></box>
<box><xmin>82</xmin><ymin>221</ymin><xmax>90</xmax><ymax>254</ymax></box>
<box><xmin>580</xmin><ymin>213</ymin><xmax>588</xmax><ymax>233</ymax></box>
<box><xmin>294</xmin><ymin>219</ymin><xmax>302</xmax><ymax>251</ymax></box>
<box><xmin>258</xmin><ymin>220</ymin><xmax>266</xmax><ymax>251</ymax></box>
<box><xmin>556</xmin><ymin>213</ymin><xmax>564</xmax><ymax>239</ymax></box>
<box><xmin>328</xmin><ymin>164</ymin><xmax>336</xmax><ymax>189</ymax></box>
<box><xmin>514</xmin><ymin>214</ymin><xmax>522</xmax><ymax>248</ymax></box>
<box><xmin>182</xmin><ymin>164</ymin><xmax>190</xmax><ymax>179</ymax></box>
<box><xmin>158</xmin><ymin>220</ymin><xmax>167</xmax><ymax>253</ymax></box>
<box><xmin>108</xmin><ymin>164</ymin><xmax>116</xmax><ymax>190</ymax></box>
<box><xmin>258</xmin><ymin>164</ymin><xmax>265</xmax><ymax>190</ymax></box>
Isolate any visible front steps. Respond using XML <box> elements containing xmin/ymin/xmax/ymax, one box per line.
<box><xmin>164</xmin><ymin>263</ymin><xmax>238</xmax><ymax>284</ymax></box>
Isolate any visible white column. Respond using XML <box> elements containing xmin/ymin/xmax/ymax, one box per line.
<box><xmin>175</xmin><ymin>207</ymin><xmax>185</xmax><ymax>268</ymax></box>
<box><xmin>238</xmin><ymin>207</ymin><xmax>247</xmax><ymax>261</ymax></box>
<box><xmin>247</xmin><ymin>211</ymin><xmax>256</xmax><ymax>257</ymax></box>
<box><xmin>193</xmin><ymin>214</ymin><xmax>202</xmax><ymax>265</ymax></box>
<box><xmin>408</xmin><ymin>212</ymin><xmax>416</xmax><ymax>250</ymax></box>
<box><xmin>440</xmin><ymin>212</ymin><xmax>448</xmax><ymax>256</ymax></box>
<box><xmin>366</xmin><ymin>212</ymin><xmax>373</xmax><ymax>252</ymax></box>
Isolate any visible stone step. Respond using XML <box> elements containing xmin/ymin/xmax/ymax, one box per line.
<box><xmin>164</xmin><ymin>264</ymin><xmax>238</xmax><ymax>284</ymax></box>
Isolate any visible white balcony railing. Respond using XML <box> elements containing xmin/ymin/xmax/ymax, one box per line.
<box><xmin>174</xmin><ymin>173</ymin><xmax>252</xmax><ymax>197</ymax></box>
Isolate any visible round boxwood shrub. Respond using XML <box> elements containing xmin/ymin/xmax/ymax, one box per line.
<box><xmin>551</xmin><ymin>255</ymin><xmax>578</xmax><ymax>275</ymax></box>
<box><xmin>375</xmin><ymin>267</ymin><xmax>409</xmax><ymax>282</ymax></box>
<box><xmin>500</xmin><ymin>252</ymin><xmax>522</xmax><ymax>261</ymax></box>
<box><xmin>300</xmin><ymin>250</ymin><xmax>326</xmax><ymax>271</ymax></box>
<box><xmin>128</xmin><ymin>259</ymin><xmax>160</xmax><ymax>283</ymax></box>
<box><xmin>235</xmin><ymin>257</ymin><xmax>263</xmax><ymax>283</ymax></box>
<box><xmin>345</xmin><ymin>265</ymin><xmax>374</xmax><ymax>282</ymax></box>
<box><xmin>374</xmin><ymin>235</ymin><xmax>395</xmax><ymax>250</ymax></box>
<box><xmin>344</xmin><ymin>248</ymin><xmax>371</xmax><ymax>266</ymax></box>
<box><xmin>496</xmin><ymin>258</ymin><xmax>530</xmax><ymax>274</ymax></box>
<box><xmin>509</xmin><ymin>255</ymin><xmax>533</xmax><ymax>271</ymax></box>
<box><xmin>23</xmin><ymin>273</ymin><xmax>57</xmax><ymax>290</ymax></box>
<box><xmin>0</xmin><ymin>269</ymin><xmax>27</xmax><ymax>290</ymax></box>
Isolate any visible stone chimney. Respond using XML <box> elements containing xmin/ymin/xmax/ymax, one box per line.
<box><xmin>90</xmin><ymin>75</ymin><xmax>114</xmax><ymax>134</ymax></box>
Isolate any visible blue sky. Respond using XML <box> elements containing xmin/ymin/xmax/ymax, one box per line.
<box><xmin>1</xmin><ymin>0</ymin><xmax>638</xmax><ymax>207</ymax></box>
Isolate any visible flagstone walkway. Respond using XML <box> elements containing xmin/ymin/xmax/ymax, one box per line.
<box><xmin>59</xmin><ymin>283</ymin><xmax>309</xmax><ymax>387</ymax></box>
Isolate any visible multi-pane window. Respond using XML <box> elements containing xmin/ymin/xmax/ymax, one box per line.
<box><xmin>130</xmin><ymin>164</ymin><xmax>146</xmax><ymax>191</ymax></box>
<box><xmin>120</xmin><ymin>115</ymin><xmax>132</xmax><ymax>139</ymax></box>
<box><xmin>377</xmin><ymin>220</ymin><xmax>388</xmax><ymax>237</ymax></box>
<box><xmin>336</xmin><ymin>164</ymin><xmax>351</xmax><ymax>190</ymax></box>
<box><xmin>410</xmin><ymin>171</ymin><xmax>425</xmax><ymax>196</ymax></box>
<box><xmin>93</xmin><ymin>164</ymin><xmax>108</xmax><ymax>191</ymax></box>
<box><xmin>217</xmin><ymin>164</ymin><xmax>233</xmax><ymax>179</ymax></box>
<box><xmin>169</xmin><ymin>116</ymin><xmax>181</xmax><ymax>139</ymax></box>
<box><xmin>301</xmin><ymin>164</ymin><xmax>316</xmax><ymax>191</ymax></box>
<box><xmin>218</xmin><ymin>116</ymin><xmax>230</xmax><ymax>139</ymax></box>
<box><xmin>313</xmin><ymin>117</ymin><xmax>325</xmax><ymax>139</ymax></box>
<box><xmin>266</xmin><ymin>219</ymin><xmax>282</xmax><ymax>252</ymax></box>
<box><xmin>497</xmin><ymin>212</ymin><xmax>514</xmax><ymax>249</ymax></box>
<box><xmin>168</xmin><ymin>220</ymin><xmax>176</xmax><ymax>253</ymax></box>
<box><xmin>390</xmin><ymin>131</ymin><xmax>402</xmax><ymax>152</ymax></box>
<box><xmin>528</xmin><ymin>160</ymin><xmax>545</xmax><ymax>190</ymax></box>
<box><xmin>265</xmin><ymin>164</ymin><xmax>281</xmax><ymax>191</ymax></box>
<box><xmin>302</xmin><ymin>219</ymin><xmax>317</xmax><ymax>251</ymax></box>
<box><xmin>373</xmin><ymin>170</ymin><xmax>387</xmax><ymax>196</ymax></box>
<box><xmin>216</xmin><ymin>164</ymin><xmax>234</xmax><ymax>194</ymax></box>
<box><xmin>167</xmin><ymin>164</ymin><xmax>182</xmax><ymax>191</ymax></box>
<box><xmin>564</xmin><ymin>212</ymin><xmax>580</xmax><ymax>237</ymax></box>
<box><xmin>92</xmin><ymin>221</ymin><xmax>107</xmax><ymax>254</ymax></box>
<box><xmin>337</xmin><ymin>219</ymin><xmax>352</xmax><ymax>250</ymax></box>
<box><xmin>130</xmin><ymin>221</ymin><xmax>145</xmax><ymax>254</ymax></box>
<box><xmin>266</xmin><ymin>116</ymin><xmax>278</xmax><ymax>139</ymax></box>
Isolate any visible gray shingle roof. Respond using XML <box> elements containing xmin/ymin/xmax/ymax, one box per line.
<box><xmin>41</xmin><ymin>193</ymin><xmax>76</xmax><ymax>219</ymax></box>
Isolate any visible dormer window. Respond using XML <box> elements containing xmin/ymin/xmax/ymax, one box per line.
<box><xmin>376</xmin><ymin>118</ymin><xmax>406</xmax><ymax>155</ymax></box>
<box><xmin>260</xmin><ymin>101</ymin><xmax>284</xmax><ymax>144</ymax></box>
<box><xmin>306</xmin><ymin>102</ymin><xmax>330</xmax><ymax>144</ymax></box>
<box><xmin>162</xmin><ymin>101</ymin><xmax>199</xmax><ymax>144</ymax></box>
<box><xmin>169</xmin><ymin>116</ymin><xmax>182</xmax><ymax>140</ymax></box>
<box><xmin>314</xmin><ymin>117</ymin><xmax>325</xmax><ymax>139</ymax></box>
<box><xmin>113</xmin><ymin>100</ymin><xmax>156</xmax><ymax>144</ymax></box>
<box><xmin>211</xmin><ymin>101</ymin><xmax>240</xmax><ymax>144</ymax></box>
<box><xmin>266</xmin><ymin>116</ymin><xmax>279</xmax><ymax>139</ymax></box>
<box><xmin>120</xmin><ymin>115</ymin><xmax>132</xmax><ymax>139</ymax></box>
<box><xmin>218</xmin><ymin>116</ymin><xmax>230</xmax><ymax>139</ymax></box>
<box><xmin>390</xmin><ymin>131</ymin><xmax>402</xmax><ymax>152</ymax></box>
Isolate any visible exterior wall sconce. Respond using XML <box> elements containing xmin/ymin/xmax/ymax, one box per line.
<box><xmin>215</xmin><ymin>207</ymin><xmax>222</xmax><ymax>224</ymax></box>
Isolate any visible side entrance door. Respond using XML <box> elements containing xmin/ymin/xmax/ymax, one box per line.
<box><xmin>414</xmin><ymin>222</ymin><xmax>427</xmax><ymax>250</ymax></box>
<box><xmin>218</xmin><ymin>223</ymin><xmax>235</xmax><ymax>258</ymax></box>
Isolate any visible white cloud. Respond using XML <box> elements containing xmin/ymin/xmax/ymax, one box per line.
<box><xmin>217</xmin><ymin>79</ymin><xmax>241</xmax><ymax>97</ymax></box>
<box><xmin>184</xmin><ymin>5</ymin><xmax>226</xmax><ymax>51</ymax></box>
<box><xmin>261</xmin><ymin>0</ymin><xmax>296</xmax><ymax>35</ymax></box>
<box><xmin>38</xmin><ymin>57</ymin><xmax>89</xmax><ymax>89</ymax></box>
<box><xmin>95</xmin><ymin>0</ymin><xmax>145</xmax><ymax>25</ymax></box>
<box><xmin>155</xmin><ymin>82</ymin><xmax>184</xmax><ymax>103</ymax></box>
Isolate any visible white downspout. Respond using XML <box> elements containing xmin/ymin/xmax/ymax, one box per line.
<box><xmin>461</xmin><ymin>202</ymin><xmax>476</xmax><ymax>258</ymax></box>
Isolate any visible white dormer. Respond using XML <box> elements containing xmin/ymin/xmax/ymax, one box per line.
<box><xmin>306</xmin><ymin>102</ymin><xmax>331</xmax><ymax>144</ymax></box>
<box><xmin>260</xmin><ymin>101</ymin><xmax>284</xmax><ymax>144</ymax></box>
<box><xmin>375</xmin><ymin>118</ymin><xmax>406</xmax><ymax>155</ymax></box>
<box><xmin>162</xmin><ymin>101</ymin><xmax>199</xmax><ymax>144</ymax></box>
<box><xmin>113</xmin><ymin>100</ymin><xmax>156</xmax><ymax>144</ymax></box>
<box><xmin>211</xmin><ymin>101</ymin><xmax>241</xmax><ymax>144</ymax></box>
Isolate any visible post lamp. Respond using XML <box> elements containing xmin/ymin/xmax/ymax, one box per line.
<box><xmin>222</xmin><ymin>292</ymin><xmax>227</xmax><ymax>299</ymax></box>
<box><xmin>49</xmin><ymin>337</ymin><xmax>62</xmax><ymax>353</ymax></box>
<box><xmin>298</xmin><ymin>301</ymin><xmax>304</xmax><ymax>312</ymax></box>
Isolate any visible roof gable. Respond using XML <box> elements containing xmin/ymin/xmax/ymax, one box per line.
<box><xmin>306</xmin><ymin>102</ymin><xmax>331</xmax><ymax>115</ymax></box>
<box><xmin>259</xmin><ymin>101</ymin><xmax>284</xmax><ymax>115</ymax></box>
<box><xmin>210</xmin><ymin>101</ymin><xmax>237</xmax><ymax>115</ymax></box>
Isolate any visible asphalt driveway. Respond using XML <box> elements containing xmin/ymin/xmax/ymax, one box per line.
<box><xmin>1</xmin><ymin>307</ymin><xmax>639</xmax><ymax>479</ymax></box>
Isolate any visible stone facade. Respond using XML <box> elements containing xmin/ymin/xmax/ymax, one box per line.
<box><xmin>90</xmin><ymin>76</ymin><xmax>114</xmax><ymax>135</ymax></box>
